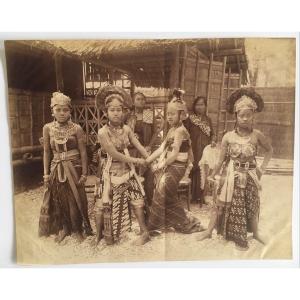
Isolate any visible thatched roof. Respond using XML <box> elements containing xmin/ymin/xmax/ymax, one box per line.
<box><xmin>8</xmin><ymin>38</ymin><xmax>248</xmax><ymax>86</ymax></box>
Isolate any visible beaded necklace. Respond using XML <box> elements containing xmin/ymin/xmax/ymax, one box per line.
<box><xmin>51</xmin><ymin>121</ymin><xmax>76</xmax><ymax>145</ymax></box>
<box><xmin>189</xmin><ymin>114</ymin><xmax>211</xmax><ymax>137</ymax></box>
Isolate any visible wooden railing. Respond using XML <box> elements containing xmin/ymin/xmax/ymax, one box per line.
<box><xmin>72</xmin><ymin>98</ymin><xmax>167</xmax><ymax>145</ymax></box>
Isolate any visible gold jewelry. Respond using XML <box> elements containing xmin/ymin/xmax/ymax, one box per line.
<box><xmin>51</xmin><ymin>121</ymin><xmax>76</xmax><ymax>144</ymax></box>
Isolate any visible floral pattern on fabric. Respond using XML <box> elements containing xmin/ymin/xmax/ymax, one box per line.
<box><xmin>189</xmin><ymin>114</ymin><xmax>211</xmax><ymax>137</ymax></box>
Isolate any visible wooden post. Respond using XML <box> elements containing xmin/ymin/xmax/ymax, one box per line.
<box><xmin>85</xmin><ymin>105</ymin><xmax>89</xmax><ymax>145</ymax></box>
<box><xmin>206</xmin><ymin>53</ymin><xmax>214</xmax><ymax>115</ymax></box>
<box><xmin>180</xmin><ymin>44</ymin><xmax>188</xmax><ymax>90</ymax></box>
<box><xmin>54</xmin><ymin>53</ymin><xmax>64</xmax><ymax>92</ymax></box>
<box><xmin>216</xmin><ymin>56</ymin><xmax>227</xmax><ymax>141</ymax></box>
<box><xmin>82</xmin><ymin>61</ymin><xmax>86</xmax><ymax>97</ymax></box>
<box><xmin>169</xmin><ymin>45</ymin><xmax>180</xmax><ymax>89</ymax></box>
<box><xmin>130</xmin><ymin>79</ymin><xmax>135</xmax><ymax>98</ymax></box>
<box><xmin>239</xmin><ymin>69</ymin><xmax>243</xmax><ymax>87</ymax></box>
<box><xmin>42</xmin><ymin>95</ymin><xmax>45</xmax><ymax>126</ymax></box>
<box><xmin>29</xmin><ymin>94</ymin><xmax>33</xmax><ymax>146</ymax></box>
<box><xmin>194</xmin><ymin>51</ymin><xmax>200</xmax><ymax>97</ymax></box>
<box><xmin>224</xmin><ymin>67</ymin><xmax>231</xmax><ymax>132</ymax></box>
<box><xmin>108</xmin><ymin>69</ymin><xmax>115</xmax><ymax>85</ymax></box>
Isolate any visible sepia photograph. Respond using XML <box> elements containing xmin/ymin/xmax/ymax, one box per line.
<box><xmin>3</xmin><ymin>37</ymin><xmax>296</xmax><ymax>265</ymax></box>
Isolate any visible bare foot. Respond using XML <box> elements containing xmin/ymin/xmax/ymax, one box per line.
<box><xmin>134</xmin><ymin>228</ymin><xmax>142</xmax><ymax>235</ymax></box>
<box><xmin>73</xmin><ymin>232</ymin><xmax>84</xmax><ymax>243</ymax></box>
<box><xmin>91</xmin><ymin>237</ymin><xmax>102</xmax><ymax>247</ymax></box>
<box><xmin>235</xmin><ymin>244</ymin><xmax>249</xmax><ymax>251</ymax></box>
<box><xmin>253</xmin><ymin>233</ymin><xmax>266</xmax><ymax>245</ymax></box>
<box><xmin>132</xmin><ymin>232</ymin><xmax>150</xmax><ymax>246</ymax></box>
<box><xmin>196</xmin><ymin>230</ymin><xmax>212</xmax><ymax>241</ymax></box>
<box><xmin>149</xmin><ymin>230</ymin><xmax>162</xmax><ymax>237</ymax></box>
<box><xmin>55</xmin><ymin>229</ymin><xmax>69</xmax><ymax>243</ymax></box>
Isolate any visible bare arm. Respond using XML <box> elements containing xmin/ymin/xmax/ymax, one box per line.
<box><xmin>147</xmin><ymin>128</ymin><xmax>160</xmax><ymax>150</ymax></box>
<box><xmin>43</xmin><ymin>125</ymin><xmax>51</xmax><ymax>176</ymax></box>
<box><xmin>210</xmin><ymin>133</ymin><xmax>229</xmax><ymax>178</ymax></box>
<box><xmin>76</xmin><ymin>126</ymin><xmax>88</xmax><ymax>176</ymax></box>
<box><xmin>256</xmin><ymin>129</ymin><xmax>273</xmax><ymax>171</ymax></box>
<box><xmin>98</xmin><ymin>129</ymin><xmax>140</xmax><ymax>164</ymax></box>
<box><xmin>127</xmin><ymin>126</ymin><xmax>149</xmax><ymax>159</ymax></box>
<box><xmin>208</xmin><ymin>117</ymin><xmax>217</xmax><ymax>144</ymax></box>
<box><xmin>161</xmin><ymin>127</ymin><xmax>184</xmax><ymax>167</ymax></box>
<box><xmin>146</xmin><ymin>137</ymin><xmax>167</xmax><ymax>164</ymax></box>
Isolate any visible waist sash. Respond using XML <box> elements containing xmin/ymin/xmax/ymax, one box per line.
<box><xmin>218</xmin><ymin>159</ymin><xmax>261</xmax><ymax>205</ymax></box>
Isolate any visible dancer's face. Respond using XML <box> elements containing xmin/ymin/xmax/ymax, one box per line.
<box><xmin>52</xmin><ymin>104</ymin><xmax>71</xmax><ymax>123</ymax></box>
<box><xmin>167</xmin><ymin>107</ymin><xmax>180</xmax><ymax>126</ymax></box>
<box><xmin>236</xmin><ymin>109</ymin><xmax>254</xmax><ymax>129</ymax></box>
<box><xmin>134</xmin><ymin>94</ymin><xmax>146</xmax><ymax>109</ymax></box>
<box><xmin>194</xmin><ymin>98</ymin><xmax>206</xmax><ymax>115</ymax></box>
<box><xmin>107</xmin><ymin>98</ymin><xmax>123</xmax><ymax>125</ymax></box>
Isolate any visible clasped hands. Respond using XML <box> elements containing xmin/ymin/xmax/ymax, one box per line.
<box><xmin>133</xmin><ymin>157</ymin><xmax>165</xmax><ymax>172</ymax></box>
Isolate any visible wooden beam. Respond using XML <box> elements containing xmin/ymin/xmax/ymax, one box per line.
<box><xmin>213</xmin><ymin>48</ymin><xmax>244</xmax><ymax>57</ymax></box>
<box><xmin>194</xmin><ymin>51</ymin><xmax>200</xmax><ymax>96</ymax></box>
<box><xmin>224</xmin><ymin>67</ymin><xmax>231</xmax><ymax>132</ymax></box>
<box><xmin>216</xmin><ymin>56</ymin><xmax>227</xmax><ymax>139</ymax></box>
<box><xmin>206</xmin><ymin>53</ymin><xmax>214</xmax><ymax>115</ymax></box>
<box><xmin>54</xmin><ymin>54</ymin><xmax>64</xmax><ymax>92</ymax></box>
<box><xmin>168</xmin><ymin>44</ymin><xmax>180</xmax><ymax>89</ymax></box>
<box><xmin>234</xmin><ymin>39</ymin><xmax>241</xmax><ymax>72</ymax></box>
<box><xmin>180</xmin><ymin>44</ymin><xmax>188</xmax><ymax>89</ymax></box>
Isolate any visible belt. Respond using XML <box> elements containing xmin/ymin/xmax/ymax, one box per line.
<box><xmin>167</xmin><ymin>151</ymin><xmax>188</xmax><ymax>162</ymax></box>
<box><xmin>233</xmin><ymin>160</ymin><xmax>256</xmax><ymax>171</ymax></box>
<box><xmin>53</xmin><ymin>149</ymin><xmax>80</xmax><ymax>162</ymax></box>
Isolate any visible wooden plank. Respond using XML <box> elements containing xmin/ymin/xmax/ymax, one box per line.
<box><xmin>54</xmin><ymin>54</ymin><xmax>64</xmax><ymax>92</ymax></box>
<box><xmin>194</xmin><ymin>51</ymin><xmax>200</xmax><ymax>96</ymax></box>
<box><xmin>224</xmin><ymin>67</ymin><xmax>231</xmax><ymax>132</ymax></box>
<box><xmin>206</xmin><ymin>53</ymin><xmax>214</xmax><ymax>115</ymax></box>
<box><xmin>180</xmin><ymin>44</ymin><xmax>188</xmax><ymax>89</ymax></box>
<box><xmin>213</xmin><ymin>48</ymin><xmax>244</xmax><ymax>57</ymax></box>
<box><xmin>216</xmin><ymin>56</ymin><xmax>227</xmax><ymax>139</ymax></box>
<box><xmin>29</xmin><ymin>94</ymin><xmax>33</xmax><ymax>146</ymax></box>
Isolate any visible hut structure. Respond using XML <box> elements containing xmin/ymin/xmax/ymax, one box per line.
<box><xmin>5</xmin><ymin>38</ymin><xmax>248</xmax><ymax>168</ymax></box>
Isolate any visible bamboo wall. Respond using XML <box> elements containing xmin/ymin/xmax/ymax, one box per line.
<box><xmin>8</xmin><ymin>88</ymin><xmax>52</xmax><ymax>150</ymax></box>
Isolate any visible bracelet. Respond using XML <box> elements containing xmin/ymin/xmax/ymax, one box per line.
<box><xmin>43</xmin><ymin>175</ymin><xmax>50</xmax><ymax>179</ymax></box>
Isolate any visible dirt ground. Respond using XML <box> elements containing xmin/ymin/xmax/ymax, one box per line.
<box><xmin>14</xmin><ymin>174</ymin><xmax>293</xmax><ymax>265</ymax></box>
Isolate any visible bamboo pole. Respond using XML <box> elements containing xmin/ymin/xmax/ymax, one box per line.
<box><xmin>169</xmin><ymin>45</ymin><xmax>180</xmax><ymax>89</ymax></box>
<box><xmin>216</xmin><ymin>56</ymin><xmax>227</xmax><ymax>140</ymax></box>
<box><xmin>206</xmin><ymin>53</ymin><xmax>214</xmax><ymax>115</ymax></box>
<box><xmin>194</xmin><ymin>51</ymin><xmax>200</xmax><ymax>97</ymax></box>
<box><xmin>82</xmin><ymin>61</ymin><xmax>86</xmax><ymax>96</ymax></box>
<box><xmin>54</xmin><ymin>53</ymin><xmax>64</xmax><ymax>92</ymax></box>
<box><xmin>180</xmin><ymin>44</ymin><xmax>188</xmax><ymax>90</ymax></box>
<box><xmin>224</xmin><ymin>67</ymin><xmax>231</xmax><ymax>132</ymax></box>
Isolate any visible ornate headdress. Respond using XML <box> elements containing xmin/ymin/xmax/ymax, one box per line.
<box><xmin>95</xmin><ymin>85</ymin><xmax>133</xmax><ymax>111</ymax></box>
<box><xmin>50</xmin><ymin>92</ymin><xmax>71</xmax><ymax>108</ymax></box>
<box><xmin>227</xmin><ymin>88</ymin><xmax>264</xmax><ymax>114</ymax></box>
<box><xmin>168</xmin><ymin>88</ymin><xmax>188</xmax><ymax>115</ymax></box>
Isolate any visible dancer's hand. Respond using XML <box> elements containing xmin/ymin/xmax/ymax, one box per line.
<box><xmin>156</xmin><ymin>161</ymin><xmax>165</xmax><ymax>171</ymax></box>
<box><xmin>211</xmin><ymin>141</ymin><xmax>217</xmax><ymax>148</ymax></box>
<box><xmin>150</xmin><ymin>163</ymin><xmax>158</xmax><ymax>173</ymax></box>
<box><xmin>43</xmin><ymin>175</ymin><xmax>50</xmax><ymax>189</ymax></box>
<box><xmin>135</xmin><ymin>158</ymin><xmax>147</xmax><ymax>167</ymax></box>
<box><xmin>256</xmin><ymin>167</ymin><xmax>264</xmax><ymax>180</ymax></box>
<box><xmin>207</xmin><ymin>176</ymin><xmax>216</xmax><ymax>189</ymax></box>
<box><xmin>145</xmin><ymin>146</ymin><xmax>151</xmax><ymax>154</ymax></box>
<box><xmin>181</xmin><ymin>175</ymin><xmax>189</xmax><ymax>182</ymax></box>
<box><xmin>78</xmin><ymin>175</ymin><xmax>87</xmax><ymax>186</ymax></box>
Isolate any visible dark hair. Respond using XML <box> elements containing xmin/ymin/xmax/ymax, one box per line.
<box><xmin>192</xmin><ymin>96</ymin><xmax>207</xmax><ymax>114</ymax></box>
<box><xmin>133</xmin><ymin>92</ymin><xmax>146</xmax><ymax>101</ymax></box>
<box><xmin>227</xmin><ymin>88</ymin><xmax>264</xmax><ymax>114</ymax></box>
